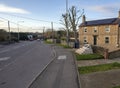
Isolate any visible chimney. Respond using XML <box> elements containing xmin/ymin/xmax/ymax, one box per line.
<box><xmin>118</xmin><ymin>10</ymin><xmax>120</xmax><ymax>18</ymax></box>
<box><xmin>82</xmin><ymin>15</ymin><xmax>86</xmax><ymax>23</ymax></box>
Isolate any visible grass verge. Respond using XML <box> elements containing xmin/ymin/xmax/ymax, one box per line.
<box><xmin>44</xmin><ymin>41</ymin><xmax>53</xmax><ymax>44</ymax></box>
<box><xmin>113</xmin><ymin>86</ymin><xmax>120</xmax><ymax>88</ymax></box>
<box><xmin>76</xmin><ymin>53</ymin><xmax>103</xmax><ymax>60</ymax></box>
<box><xmin>44</xmin><ymin>40</ymin><xmax>72</xmax><ymax>49</ymax></box>
<box><xmin>56</xmin><ymin>44</ymin><xmax>72</xmax><ymax>49</ymax></box>
<box><xmin>78</xmin><ymin>62</ymin><xmax>120</xmax><ymax>74</ymax></box>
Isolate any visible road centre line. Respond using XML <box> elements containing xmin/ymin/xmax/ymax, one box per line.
<box><xmin>0</xmin><ymin>49</ymin><xmax>9</xmax><ymax>54</ymax></box>
<box><xmin>0</xmin><ymin>57</ymin><xmax>10</xmax><ymax>61</ymax></box>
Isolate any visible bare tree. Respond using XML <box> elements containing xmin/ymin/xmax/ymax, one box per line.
<box><xmin>68</xmin><ymin>6</ymin><xmax>84</xmax><ymax>43</ymax></box>
<box><xmin>61</xmin><ymin>6</ymin><xmax>84</xmax><ymax>47</ymax></box>
<box><xmin>60</xmin><ymin>13</ymin><xmax>71</xmax><ymax>46</ymax></box>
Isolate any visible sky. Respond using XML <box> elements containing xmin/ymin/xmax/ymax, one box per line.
<box><xmin>0</xmin><ymin>0</ymin><xmax>120</xmax><ymax>32</ymax></box>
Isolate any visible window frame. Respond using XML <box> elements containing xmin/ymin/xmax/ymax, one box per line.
<box><xmin>84</xmin><ymin>27</ymin><xmax>87</xmax><ymax>33</ymax></box>
<box><xmin>83</xmin><ymin>36</ymin><xmax>87</xmax><ymax>44</ymax></box>
<box><xmin>105</xmin><ymin>26</ymin><xmax>110</xmax><ymax>32</ymax></box>
<box><xmin>105</xmin><ymin>36</ymin><xmax>109</xmax><ymax>44</ymax></box>
<box><xmin>93</xmin><ymin>27</ymin><xmax>97</xmax><ymax>33</ymax></box>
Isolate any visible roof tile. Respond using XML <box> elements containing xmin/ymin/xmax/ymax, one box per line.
<box><xmin>79</xmin><ymin>18</ymin><xmax>120</xmax><ymax>27</ymax></box>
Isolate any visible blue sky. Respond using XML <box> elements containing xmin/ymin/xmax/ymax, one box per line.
<box><xmin>0</xmin><ymin>0</ymin><xmax>120</xmax><ymax>32</ymax></box>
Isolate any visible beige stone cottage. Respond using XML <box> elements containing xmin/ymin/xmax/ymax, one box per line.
<box><xmin>79</xmin><ymin>11</ymin><xmax>120</xmax><ymax>51</ymax></box>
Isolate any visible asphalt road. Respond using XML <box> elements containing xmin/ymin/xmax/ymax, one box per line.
<box><xmin>0</xmin><ymin>40</ymin><xmax>54</xmax><ymax>88</ymax></box>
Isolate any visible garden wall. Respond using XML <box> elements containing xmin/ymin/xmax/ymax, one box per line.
<box><xmin>109</xmin><ymin>49</ymin><xmax>120</xmax><ymax>59</ymax></box>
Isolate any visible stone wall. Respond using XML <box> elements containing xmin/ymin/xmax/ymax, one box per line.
<box><xmin>91</xmin><ymin>45</ymin><xmax>105</xmax><ymax>55</ymax></box>
<box><xmin>109</xmin><ymin>49</ymin><xmax>120</xmax><ymax>59</ymax></box>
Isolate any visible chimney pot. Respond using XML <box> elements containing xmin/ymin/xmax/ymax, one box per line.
<box><xmin>82</xmin><ymin>15</ymin><xmax>86</xmax><ymax>23</ymax></box>
<box><xmin>118</xmin><ymin>10</ymin><xmax>120</xmax><ymax>18</ymax></box>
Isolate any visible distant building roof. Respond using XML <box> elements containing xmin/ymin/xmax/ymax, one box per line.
<box><xmin>79</xmin><ymin>18</ymin><xmax>120</xmax><ymax>27</ymax></box>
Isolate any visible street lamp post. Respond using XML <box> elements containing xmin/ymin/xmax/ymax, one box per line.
<box><xmin>17</xmin><ymin>21</ymin><xmax>24</xmax><ymax>42</ymax></box>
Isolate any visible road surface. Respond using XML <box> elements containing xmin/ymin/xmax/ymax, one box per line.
<box><xmin>0</xmin><ymin>41</ymin><xmax>54</xmax><ymax>88</ymax></box>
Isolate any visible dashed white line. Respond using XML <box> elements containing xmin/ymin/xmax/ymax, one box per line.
<box><xmin>0</xmin><ymin>60</ymin><xmax>15</xmax><ymax>72</ymax></box>
<box><xmin>0</xmin><ymin>57</ymin><xmax>10</xmax><ymax>61</ymax></box>
<box><xmin>0</xmin><ymin>44</ymin><xmax>27</xmax><ymax>53</ymax></box>
<box><xmin>0</xmin><ymin>49</ymin><xmax>10</xmax><ymax>54</ymax></box>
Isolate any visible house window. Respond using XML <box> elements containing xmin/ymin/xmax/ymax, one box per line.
<box><xmin>105</xmin><ymin>37</ymin><xmax>109</xmax><ymax>44</ymax></box>
<box><xmin>105</xmin><ymin>26</ymin><xmax>110</xmax><ymax>32</ymax></box>
<box><xmin>83</xmin><ymin>37</ymin><xmax>87</xmax><ymax>44</ymax></box>
<box><xmin>84</xmin><ymin>27</ymin><xmax>87</xmax><ymax>32</ymax></box>
<box><xmin>94</xmin><ymin>27</ymin><xmax>97</xmax><ymax>32</ymax></box>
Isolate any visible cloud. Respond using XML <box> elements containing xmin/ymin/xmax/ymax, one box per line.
<box><xmin>88</xmin><ymin>3</ymin><xmax>119</xmax><ymax>13</ymax></box>
<box><xmin>0</xmin><ymin>4</ymin><xmax>30</xmax><ymax>14</ymax></box>
<box><xmin>90</xmin><ymin>6</ymin><xmax>115</xmax><ymax>13</ymax></box>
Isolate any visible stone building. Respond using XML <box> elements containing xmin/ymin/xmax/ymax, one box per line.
<box><xmin>79</xmin><ymin>11</ymin><xmax>120</xmax><ymax>51</ymax></box>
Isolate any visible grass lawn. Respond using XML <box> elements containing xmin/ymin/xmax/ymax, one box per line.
<box><xmin>76</xmin><ymin>53</ymin><xmax>104</xmax><ymax>60</ymax></box>
<box><xmin>44</xmin><ymin>40</ymin><xmax>72</xmax><ymax>49</ymax></box>
<box><xmin>56</xmin><ymin>44</ymin><xmax>72</xmax><ymax>49</ymax></box>
<box><xmin>44</xmin><ymin>41</ymin><xmax>53</xmax><ymax>44</ymax></box>
<box><xmin>113</xmin><ymin>86</ymin><xmax>120</xmax><ymax>88</ymax></box>
<box><xmin>78</xmin><ymin>62</ymin><xmax>120</xmax><ymax>74</ymax></box>
<box><xmin>45</xmin><ymin>41</ymin><xmax>71</xmax><ymax>49</ymax></box>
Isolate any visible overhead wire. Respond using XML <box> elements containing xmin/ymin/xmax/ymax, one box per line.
<box><xmin>0</xmin><ymin>13</ymin><xmax>60</xmax><ymax>24</ymax></box>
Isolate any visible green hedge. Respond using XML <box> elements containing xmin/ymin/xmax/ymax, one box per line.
<box><xmin>76</xmin><ymin>53</ymin><xmax>104</xmax><ymax>60</ymax></box>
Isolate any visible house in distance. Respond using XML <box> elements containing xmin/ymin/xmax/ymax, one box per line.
<box><xmin>79</xmin><ymin>11</ymin><xmax>120</xmax><ymax>51</ymax></box>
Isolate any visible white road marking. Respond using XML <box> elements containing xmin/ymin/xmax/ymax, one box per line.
<box><xmin>0</xmin><ymin>42</ymin><xmax>35</xmax><ymax>54</ymax></box>
<box><xmin>57</xmin><ymin>55</ymin><xmax>67</xmax><ymax>60</ymax></box>
<box><xmin>0</xmin><ymin>59</ymin><xmax>15</xmax><ymax>72</ymax></box>
<box><xmin>12</xmin><ymin>46</ymin><xmax>20</xmax><ymax>49</ymax></box>
<box><xmin>0</xmin><ymin>49</ymin><xmax>9</xmax><ymax>53</ymax></box>
<box><xmin>0</xmin><ymin>57</ymin><xmax>10</xmax><ymax>61</ymax></box>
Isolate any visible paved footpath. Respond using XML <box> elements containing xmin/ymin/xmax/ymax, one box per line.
<box><xmin>29</xmin><ymin>46</ymin><xmax>79</xmax><ymax>88</ymax></box>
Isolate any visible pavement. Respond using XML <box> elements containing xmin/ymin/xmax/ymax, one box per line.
<box><xmin>29</xmin><ymin>46</ymin><xmax>79</xmax><ymax>88</ymax></box>
<box><xmin>78</xmin><ymin>58</ymin><xmax>120</xmax><ymax>88</ymax></box>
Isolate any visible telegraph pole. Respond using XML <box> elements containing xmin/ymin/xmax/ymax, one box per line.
<box><xmin>43</xmin><ymin>27</ymin><xmax>45</xmax><ymax>40</ymax></box>
<box><xmin>8</xmin><ymin>21</ymin><xmax>11</xmax><ymax>43</ymax></box>
<box><xmin>17</xmin><ymin>23</ymin><xmax>20</xmax><ymax>41</ymax></box>
<box><xmin>66</xmin><ymin>0</ymin><xmax>69</xmax><ymax>46</ymax></box>
<box><xmin>66</xmin><ymin>0</ymin><xmax>68</xmax><ymax>13</ymax></box>
<box><xmin>51</xmin><ymin>22</ymin><xmax>54</xmax><ymax>43</ymax></box>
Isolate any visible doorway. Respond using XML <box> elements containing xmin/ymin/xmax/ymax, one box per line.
<box><xmin>93</xmin><ymin>35</ymin><xmax>97</xmax><ymax>45</ymax></box>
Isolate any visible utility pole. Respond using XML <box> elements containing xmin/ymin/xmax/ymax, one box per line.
<box><xmin>51</xmin><ymin>22</ymin><xmax>54</xmax><ymax>43</ymax></box>
<box><xmin>66</xmin><ymin>0</ymin><xmax>68</xmax><ymax>13</ymax></box>
<box><xmin>8</xmin><ymin>21</ymin><xmax>11</xmax><ymax>43</ymax></box>
<box><xmin>43</xmin><ymin>27</ymin><xmax>45</xmax><ymax>40</ymax></box>
<box><xmin>17</xmin><ymin>23</ymin><xmax>20</xmax><ymax>42</ymax></box>
<box><xmin>66</xmin><ymin>0</ymin><xmax>69</xmax><ymax>46</ymax></box>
